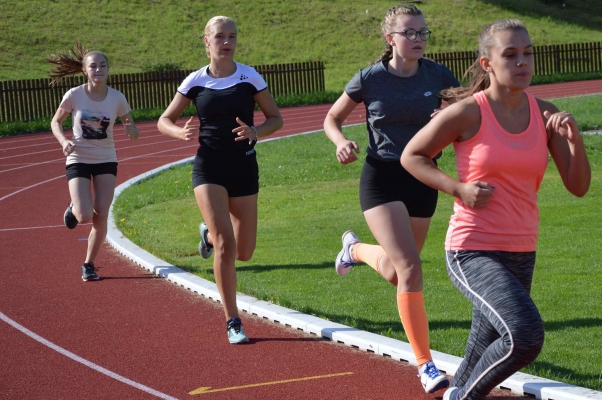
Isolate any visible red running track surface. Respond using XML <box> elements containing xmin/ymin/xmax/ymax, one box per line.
<box><xmin>3</xmin><ymin>81</ymin><xmax>598</xmax><ymax>399</ymax></box>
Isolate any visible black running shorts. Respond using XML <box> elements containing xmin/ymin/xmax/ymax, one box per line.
<box><xmin>65</xmin><ymin>162</ymin><xmax>118</xmax><ymax>181</ymax></box>
<box><xmin>359</xmin><ymin>155</ymin><xmax>437</xmax><ymax>217</ymax></box>
<box><xmin>192</xmin><ymin>154</ymin><xmax>259</xmax><ymax>197</ymax></box>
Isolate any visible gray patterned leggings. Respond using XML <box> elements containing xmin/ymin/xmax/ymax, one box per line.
<box><xmin>445</xmin><ymin>250</ymin><xmax>545</xmax><ymax>400</ymax></box>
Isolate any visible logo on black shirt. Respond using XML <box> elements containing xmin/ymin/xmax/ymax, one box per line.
<box><xmin>240</xmin><ymin>74</ymin><xmax>248</xmax><ymax>81</ymax></box>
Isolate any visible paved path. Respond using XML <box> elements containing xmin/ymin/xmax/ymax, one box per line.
<box><xmin>1</xmin><ymin>81</ymin><xmax>600</xmax><ymax>399</ymax></box>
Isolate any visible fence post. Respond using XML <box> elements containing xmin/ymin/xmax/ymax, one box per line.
<box><xmin>0</xmin><ymin>81</ymin><xmax>5</xmax><ymax>122</ymax></box>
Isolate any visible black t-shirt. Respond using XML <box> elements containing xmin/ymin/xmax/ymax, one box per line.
<box><xmin>178</xmin><ymin>62</ymin><xmax>267</xmax><ymax>158</ymax></box>
<box><xmin>345</xmin><ymin>58</ymin><xmax>460</xmax><ymax>161</ymax></box>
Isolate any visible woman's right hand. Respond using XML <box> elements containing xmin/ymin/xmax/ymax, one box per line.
<box><xmin>335</xmin><ymin>140</ymin><xmax>360</xmax><ymax>164</ymax></box>
<box><xmin>179</xmin><ymin>116</ymin><xmax>198</xmax><ymax>141</ymax></box>
<box><xmin>62</xmin><ymin>140</ymin><xmax>75</xmax><ymax>156</ymax></box>
<box><xmin>458</xmin><ymin>181</ymin><xmax>495</xmax><ymax>208</ymax></box>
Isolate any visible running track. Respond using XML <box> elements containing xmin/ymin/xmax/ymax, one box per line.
<box><xmin>2</xmin><ymin>81</ymin><xmax>601</xmax><ymax>399</ymax></box>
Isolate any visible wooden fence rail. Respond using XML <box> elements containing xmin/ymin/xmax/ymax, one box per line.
<box><xmin>0</xmin><ymin>61</ymin><xmax>325</xmax><ymax>123</ymax></box>
<box><xmin>425</xmin><ymin>41</ymin><xmax>602</xmax><ymax>81</ymax></box>
<box><xmin>1</xmin><ymin>42</ymin><xmax>601</xmax><ymax>123</ymax></box>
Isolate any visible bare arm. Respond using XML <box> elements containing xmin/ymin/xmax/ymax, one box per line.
<box><xmin>233</xmin><ymin>89</ymin><xmax>283</xmax><ymax>143</ymax></box>
<box><xmin>50</xmin><ymin>107</ymin><xmax>74</xmax><ymax>156</ymax></box>
<box><xmin>401</xmin><ymin>99</ymin><xmax>495</xmax><ymax>208</ymax></box>
<box><xmin>119</xmin><ymin>112</ymin><xmax>139</xmax><ymax>141</ymax></box>
<box><xmin>539</xmin><ymin>100</ymin><xmax>591</xmax><ymax>197</ymax></box>
<box><xmin>157</xmin><ymin>93</ymin><xmax>197</xmax><ymax>141</ymax></box>
<box><xmin>323</xmin><ymin>92</ymin><xmax>361</xmax><ymax>164</ymax></box>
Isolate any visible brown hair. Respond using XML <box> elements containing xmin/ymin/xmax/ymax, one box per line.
<box><xmin>372</xmin><ymin>4</ymin><xmax>423</xmax><ymax>65</ymax></box>
<box><xmin>441</xmin><ymin>19</ymin><xmax>529</xmax><ymax>102</ymax></box>
<box><xmin>45</xmin><ymin>43</ymin><xmax>109</xmax><ymax>87</ymax></box>
<box><xmin>203</xmin><ymin>16</ymin><xmax>236</xmax><ymax>58</ymax></box>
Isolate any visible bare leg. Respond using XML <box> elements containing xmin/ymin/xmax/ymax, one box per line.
<box><xmin>229</xmin><ymin>194</ymin><xmax>258</xmax><ymax>262</ymax></box>
<box><xmin>373</xmin><ymin>216</ymin><xmax>431</xmax><ymax>286</ymax></box>
<box><xmin>85</xmin><ymin>174</ymin><xmax>116</xmax><ymax>263</ymax></box>
<box><xmin>363</xmin><ymin>202</ymin><xmax>423</xmax><ymax>292</ymax></box>
<box><xmin>363</xmin><ymin>202</ymin><xmax>437</xmax><ymax>369</ymax></box>
<box><xmin>195</xmin><ymin>184</ymin><xmax>252</xmax><ymax>320</ymax></box>
<box><xmin>67</xmin><ymin>177</ymin><xmax>94</xmax><ymax>224</ymax></box>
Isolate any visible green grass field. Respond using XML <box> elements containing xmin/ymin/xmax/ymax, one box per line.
<box><xmin>2</xmin><ymin>0</ymin><xmax>602</xmax><ymax>91</ymax></box>
<box><xmin>114</xmin><ymin>98</ymin><xmax>602</xmax><ymax>390</ymax></box>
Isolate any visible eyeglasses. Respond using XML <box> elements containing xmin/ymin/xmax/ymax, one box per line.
<box><xmin>391</xmin><ymin>29</ymin><xmax>431</xmax><ymax>41</ymax></box>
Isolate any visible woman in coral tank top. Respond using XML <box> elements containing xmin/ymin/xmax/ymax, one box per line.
<box><xmin>401</xmin><ymin>20</ymin><xmax>590</xmax><ymax>400</ymax></box>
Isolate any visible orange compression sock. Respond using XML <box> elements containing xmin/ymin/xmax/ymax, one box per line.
<box><xmin>351</xmin><ymin>243</ymin><xmax>386</xmax><ymax>273</ymax></box>
<box><xmin>397</xmin><ymin>292</ymin><xmax>433</xmax><ymax>365</ymax></box>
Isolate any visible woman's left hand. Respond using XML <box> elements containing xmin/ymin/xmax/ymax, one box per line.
<box><xmin>233</xmin><ymin>117</ymin><xmax>258</xmax><ymax>144</ymax></box>
<box><xmin>544</xmin><ymin>110</ymin><xmax>580</xmax><ymax>143</ymax></box>
<box><xmin>123</xmin><ymin>118</ymin><xmax>140</xmax><ymax>141</ymax></box>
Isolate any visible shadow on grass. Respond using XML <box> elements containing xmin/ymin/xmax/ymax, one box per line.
<box><xmin>428</xmin><ymin>318</ymin><xmax>602</xmax><ymax>333</ymax></box>
<box><xmin>236</xmin><ymin>261</ymin><xmax>333</xmax><ymax>273</ymax></box>
<box><xmin>176</xmin><ymin>261</ymin><xmax>334</xmax><ymax>277</ymax></box>
<box><xmin>528</xmin><ymin>359</ymin><xmax>602</xmax><ymax>390</ymax></box>
<box><xmin>478</xmin><ymin>0</ymin><xmax>601</xmax><ymax>32</ymax></box>
<box><xmin>544</xmin><ymin>318</ymin><xmax>602</xmax><ymax>331</ymax></box>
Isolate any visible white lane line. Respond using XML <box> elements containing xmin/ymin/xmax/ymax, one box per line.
<box><xmin>0</xmin><ymin>130</ymin><xmax>164</xmax><ymax>152</ymax></box>
<box><xmin>0</xmin><ymin>158</ymin><xmax>64</xmax><ymax>174</ymax></box>
<box><xmin>0</xmin><ymin>143</ymin><xmax>191</xmax><ymax>174</ymax></box>
<box><xmin>0</xmin><ymin>137</ymin><xmax>179</xmax><ymax>161</ymax></box>
<box><xmin>0</xmin><ymin>145</ymin><xmax>193</xmax><ymax>203</ymax></box>
<box><xmin>0</xmin><ymin>311</ymin><xmax>178</xmax><ymax>400</ymax></box>
<box><xmin>0</xmin><ymin>223</ymin><xmax>91</xmax><ymax>232</ymax></box>
<box><xmin>0</xmin><ymin>176</ymin><xmax>64</xmax><ymax>202</ymax></box>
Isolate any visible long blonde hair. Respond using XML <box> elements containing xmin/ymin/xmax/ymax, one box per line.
<box><xmin>203</xmin><ymin>16</ymin><xmax>236</xmax><ymax>58</ymax></box>
<box><xmin>44</xmin><ymin>43</ymin><xmax>108</xmax><ymax>87</ymax></box>
<box><xmin>372</xmin><ymin>4</ymin><xmax>423</xmax><ymax>65</ymax></box>
<box><xmin>441</xmin><ymin>19</ymin><xmax>529</xmax><ymax>102</ymax></box>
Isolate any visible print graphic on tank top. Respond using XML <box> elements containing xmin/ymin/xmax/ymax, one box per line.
<box><xmin>81</xmin><ymin>110</ymin><xmax>111</xmax><ymax>140</ymax></box>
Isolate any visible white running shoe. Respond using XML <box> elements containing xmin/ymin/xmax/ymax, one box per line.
<box><xmin>198</xmin><ymin>222</ymin><xmax>214</xmax><ymax>259</ymax></box>
<box><xmin>335</xmin><ymin>230</ymin><xmax>360</xmax><ymax>276</ymax></box>
<box><xmin>419</xmin><ymin>360</ymin><xmax>450</xmax><ymax>393</ymax></box>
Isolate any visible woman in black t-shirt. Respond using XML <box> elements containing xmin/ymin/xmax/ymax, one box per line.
<box><xmin>324</xmin><ymin>5</ymin><xmax>458</xmax><ymax>393</ymax></box>
<box><xmin>158</xmin><ymin>16</ymin><xmax>283</xmax><ymax>344</ymax></box>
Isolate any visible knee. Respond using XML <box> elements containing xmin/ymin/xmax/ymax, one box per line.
<box><xmin>235</xmin><ymin>237</ymin><xmax>256</xmax><ymax>262</ymax></box>
<box><xmin>508</xmin><ymin>321</ymin><xmax>545</xmax><ymax>362</ymax></box>
<box><xmin>236</xmin><ymin>248</ymin><xmax>255</xmax><ymax>262</ymax></box>
<box><xmin>394</xmin><ymin>262</ymin><xmax>423</xmax><ymax>291</ymax></box>
<box><xmin>93</xmin><ymin>210</ymin><xmax>109</xmax><ymax>223</ymax></box>
<box><xmin>76</xmin><ymin>210</ymin><xmax>94</xmax><ymax>224</ymax></box>
<box><xmin>213</xmin><ymin>237</ymin><xmax>237</xmax><ymax>260</ymax></box>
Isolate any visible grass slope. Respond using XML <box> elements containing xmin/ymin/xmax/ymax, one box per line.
<box><xmin>1</xmin><ymin>0</ymin><xmax>602</xmax><ymax>90</ymax></box>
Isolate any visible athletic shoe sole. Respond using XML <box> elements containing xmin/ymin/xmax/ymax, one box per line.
<box><xmin>425</xmin><ymin>375</ymin><xmax>450</xmax><ymax>393</ymax></box>
<box><xmin>64</xmin><ymin>203</ymin><xmax>78</xmax><ymax>229</ymax></box>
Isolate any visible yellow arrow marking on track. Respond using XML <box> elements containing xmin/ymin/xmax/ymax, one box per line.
<box><xmin>188</xmin><ymin>372</ymin><xmax>354</xmax><ymax>395</ymax></box>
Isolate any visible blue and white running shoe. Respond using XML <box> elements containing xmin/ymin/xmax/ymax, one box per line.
<box><xmin>335</xmin><ymin>230</ymin><xmax>360</xmax><ymax>276</ymax></box>
<box><xmin>227</xmin><ymin>317</ymin><xmax>249</xmax><ymax>344</ymax></box>
<box><xmin>419</xmin><ymin>360</ymin><xmax>450</xmax><ymax>393</ymax></box>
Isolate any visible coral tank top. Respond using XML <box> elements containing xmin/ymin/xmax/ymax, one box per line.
<box><xmin>445</xmin><ymin>91</ymin><xmax>549</xmax><ymax>251</ymax></box>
